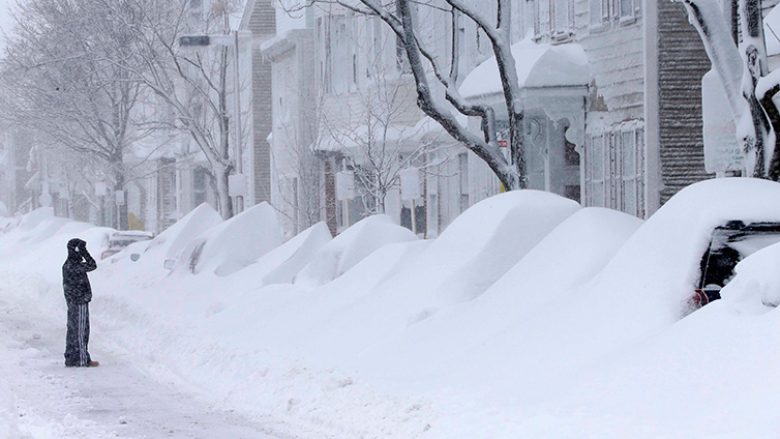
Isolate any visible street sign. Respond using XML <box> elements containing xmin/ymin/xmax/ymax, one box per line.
<box><xmin>179</xmin><ymin>35</ymin><xmax>211</xmax><ymax>47</ymax></box>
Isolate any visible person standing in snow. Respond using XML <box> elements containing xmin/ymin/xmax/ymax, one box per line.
<box><xmin>62</xmin><ymin>238</ymin><xmax>99</xmax><ymax>367</ymax></box>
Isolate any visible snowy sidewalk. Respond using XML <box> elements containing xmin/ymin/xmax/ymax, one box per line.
<box><xmin>0</xmin><ymin>275</ymin><xmax>283</xmax><ymax>439</ymax></box>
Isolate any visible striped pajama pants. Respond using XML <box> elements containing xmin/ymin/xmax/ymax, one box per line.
<box><xmin>64</xmin><ymin>302</ymin><xmax>91</xmax><ymax>367</ymax></box>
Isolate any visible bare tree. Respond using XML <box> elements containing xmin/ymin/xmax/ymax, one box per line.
<box><xmin>0</xmin><ymin>0</ymin><xmax>148</xmax><ymax>229</ymax></box>
<box><xmin>113</xmin><ymin>0</ymin><xmax>245</xmax><ymax>219</ymax></box>
<box><xmin>681</xmin><ymin>0</ymin><xmax>780</xmax><ymax>179</ymax></box>
<box><xmin>299</xmin><ymin>0</ymin><xmax>527</xmax><ymax>190</ymax></box>
<box><xmin>320</xmin><ymin>71</ymin><xmax>439</xmax><ymax>214</ymax></box>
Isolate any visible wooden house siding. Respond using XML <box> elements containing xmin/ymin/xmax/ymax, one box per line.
<box><xmin>656</xmin><ymin>0</ymin><xmax>713</xmax><ymax>204</ymax></box>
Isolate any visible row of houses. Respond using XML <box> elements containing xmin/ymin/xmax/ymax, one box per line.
<box><xmin>2</xmin><ymin>0</ymin><xmax>779</xmax><ymax>239</ymax></box>
<box><xmin>257</xmin><ymin>0</ymin><xmax>756</xmax><ymax>238</ymax></box>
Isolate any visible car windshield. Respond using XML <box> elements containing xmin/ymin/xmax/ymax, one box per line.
<box><xmin>700</xmin><ymin>222</ymin><xmax>780</xmax><ymax>290</ymax></box>
<box><xmin>107</xmin><ymin>233</ymin><xmax>152</xmax><ymax>249</ymax></box>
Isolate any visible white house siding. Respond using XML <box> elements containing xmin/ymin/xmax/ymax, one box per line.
<box><xmin>312</xmin><ymin>6</ymin><xmax>436</xmax><ymax>233</ymax></box>
<box><xmin>266</xmin><ymin>28</ymin><xmax>323</xmax><ymax>238</ymax></box>
<box><xmin>571</xmin><ymin>0</ymin><xmax>647</xmax><ymax>217</ymax></box>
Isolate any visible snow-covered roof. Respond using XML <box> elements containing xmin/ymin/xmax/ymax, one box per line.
<box><xmin>459</xmin><ymin>37</ymin><xmax>589</xmax><ymax>100</ymax></box>
<box><xmin>765</xmin><ymin>5</ymin><xmax>780</xmax><ymax>57</ymax></box>
<box><xmin>229</xmin><ymin>0</ymin><xmax>249</xmax><ymax>31</ymax></box>
<box><xmin>314</xmin><ymin>117</ymin><xmax>458</xmax><ymax>154</ymax></box>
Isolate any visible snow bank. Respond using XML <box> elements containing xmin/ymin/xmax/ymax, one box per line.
<box><xmin>721</xmin><ymin>241</ymin><xmax>780</xmax><ymax>313</ymax></box>
<box><xmin>295</xmin><ymin>191</ymin><xmax>579</xmax><ymax>366</ymax></box>
<box><xmin>6</xmin><ymin>181</ymin><xmax>780</xmax><ymax>438</ymax></box>
<box><xmin>519</xmin><ymin>293</ymin><xmax>780</xmax><ymax>438</ymax></box>
<box><xmin>597</xmin><ymin>178</ymin><xmax>780</xmax><ymax>321</ymax></box>
<box><xmin>143</xmin><ymin>203</ymin><xmax>222</xmax><ymax>263</ymax></box>
<box><xmin>349</xmin><ymin>207</ymin><xmax>640</xmax><ymax>386</ymax></box>
<box><xmin>0</xmin><ymin>201</ymin><xmax>8</xmax><ymax>217</ymax></box>
<box><xmin>441</xmin><ymin>178</ymin><xmax>780</xmax><ymax>407</ymax></box>
<box><xmin>294</xmin><ymin>215</ymin><xmax>417</xmax><ymax>288</ymax></box>
<box><xmin>177</xmin><ymin>202</ymin><xmax>283</xmax><ymax>276</ymax></box>
<box><xmin>230</xmin><ymin>221</ymin><xmax>332</xmax><ymax>287</ymax></box>
<box><xmin>484</xmin><ymin>207</ymin><xmax>642</xmax><ymax>308</ymax></box>
<box><xmin>0</xmin><ymin>208</ymin><xmax>65</xmax><ymax>257</ymax></box>
<box><xmin>430</xmin><ymin>190</ymin><xmax>581</xmax><ymax>304</ymax></box>
<box><xmin>0</xmin><ymin>207</ymin><xmax>104</xmax><ymax>264</ymax></box>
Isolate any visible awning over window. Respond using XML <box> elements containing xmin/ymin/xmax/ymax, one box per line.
<box><xmin>459</xmin><ymin>37</ymin><xmax>589</xmax><ymax>100</ymax></box>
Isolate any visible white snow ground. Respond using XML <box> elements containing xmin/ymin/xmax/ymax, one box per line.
<box><xmin>2</xmin><ymin>179</ymin><xmax>780</xmax><ymax>438</ymax></box>
<box><xmin>0</xmin><ymin>271</ymin><xmax>282</xmax><ymax>439</ymax></box>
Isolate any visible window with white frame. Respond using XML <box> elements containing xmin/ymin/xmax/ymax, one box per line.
<box><xmin>589</xmin><ymin>0</ymin><xmax>640</xmax><ymax>28</ymax></box>
<box><xmin>586</xmin><ymin>135</ymin><xmax>606</xmax><ymax>207</ymax></box>
<box><xmin>619</xmin><ymin>0</ymin><xmax>639</xmax><ymax>21</ymax></box>
<box><xmin>534</xmin><ymin>0</ymin><xmax>551</xmax><ymax>39</ymax></box>
<box><xmin>321</xmin><ymin>15</ymin><xmax>358</xmax><ymax>94</ymax></box>
<box><xmin>614</xmin><ymin>124</ymin><xmax>646</xmax><ymax>217</ymax></box>
<box><xmin>620</xmin><ymin>130</ymin><xmax>638</xmax><ymax>216</ymax></box>
<box><xmin>589</xmin><ymin>0</ymin><xmax>609</xmax><ymax>27</ymax></box>
<box><xmin>552</xmin><ymin>0</ymin><xmax>574</xmax><ymax>37</ymax></box>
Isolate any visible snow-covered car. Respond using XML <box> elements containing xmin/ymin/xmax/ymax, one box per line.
<box><xmin>691</xmin><ymin>221</ymin><xmax>780</xmax><ymax>308</ymax></box>
<box><xmin>101</xmin><ymin>231</ymin><xmax>154</xmax><ymax>260</ymax></box>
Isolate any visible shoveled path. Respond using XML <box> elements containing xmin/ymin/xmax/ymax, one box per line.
<box><xmin>0</xmin><ymin>274</ymin><xmax>283</xmax><ymax>439</ymax></box>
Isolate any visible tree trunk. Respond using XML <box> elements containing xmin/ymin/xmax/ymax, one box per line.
<box><xmin>214</xmin><ymin>165</ymin><xmax>234</xmax><ymax>220</ymax></box>
<box><xmin>739</xmin><ymin>0</ymin><xmax>772</xmax><ymax>177</ymax></box>
<box><xmin>760</xmin><ymin>85</ymin><xmax>780</xmax><ymax>180</ymax></box>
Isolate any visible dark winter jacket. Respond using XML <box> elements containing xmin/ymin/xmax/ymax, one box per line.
<box><xmin>62</xmin><ymin>238</ymin><xmax>97</xmax><ymax>304</ymax></box>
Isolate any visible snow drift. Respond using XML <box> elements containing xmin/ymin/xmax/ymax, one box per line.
<box><xmin>294</xmin><ymin>214</ymin><xmax>417</xmax><ymax>288</ymax></box>
<box><xmin>230</xmin><ymin>221</ymin><xmax>333</xmax><ymax>287</ymax></box>
<box><xmin>294</xmin><ymin>190</ymin><xmax>580</xmax><ymax>365</ymax></box>
<box><xmin>142</xmin><ymin>203</ymin><xmax>222</xmax><ymax>264</ymax></box>
<box><xmin>177</xmin><ymin>202</ymin><xmax>282</xmax><ymax>276</ymax></box>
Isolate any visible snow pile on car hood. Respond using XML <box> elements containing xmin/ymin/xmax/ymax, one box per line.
<box><xmin>177</xmin><ymin>202</ymin><xmax>282</xmax><ymax>276</ymax></box>
<box><xmin>440</xmin><ymin>178</ymin><xmax>780</xmax><ymax>406</ymax></box>
<box><xmin>230</xmin><ymin>221</ymin><xmax>333</xmax><ymax>287</ymax></box>
<box><xmin>721</xmin><ymin>240</ymin><xmax>780</xmax><ymax>313</ymax></box>
<box><xmin>293</xmin><ymin>190</ymin><xmax>580</xmax><ymax>365</ymax></box>
<box><xmin>596</xmin><ymin>177</ymin><xmax>780</xmax><ymax>323</ymax></box>
<box><xmin>294</xmin><ymin>214</ymin><xmax>417</xmax><ymax>289</ymax></box>
<box><xmin>144</xmin><ymin>203</ymin><xmax>222</xmax><ymax>263</ymax></box>
<box><xmin>362</xmin><ymin>207</ymin><xmax>643</xmax><ymax>384</ymax></box>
